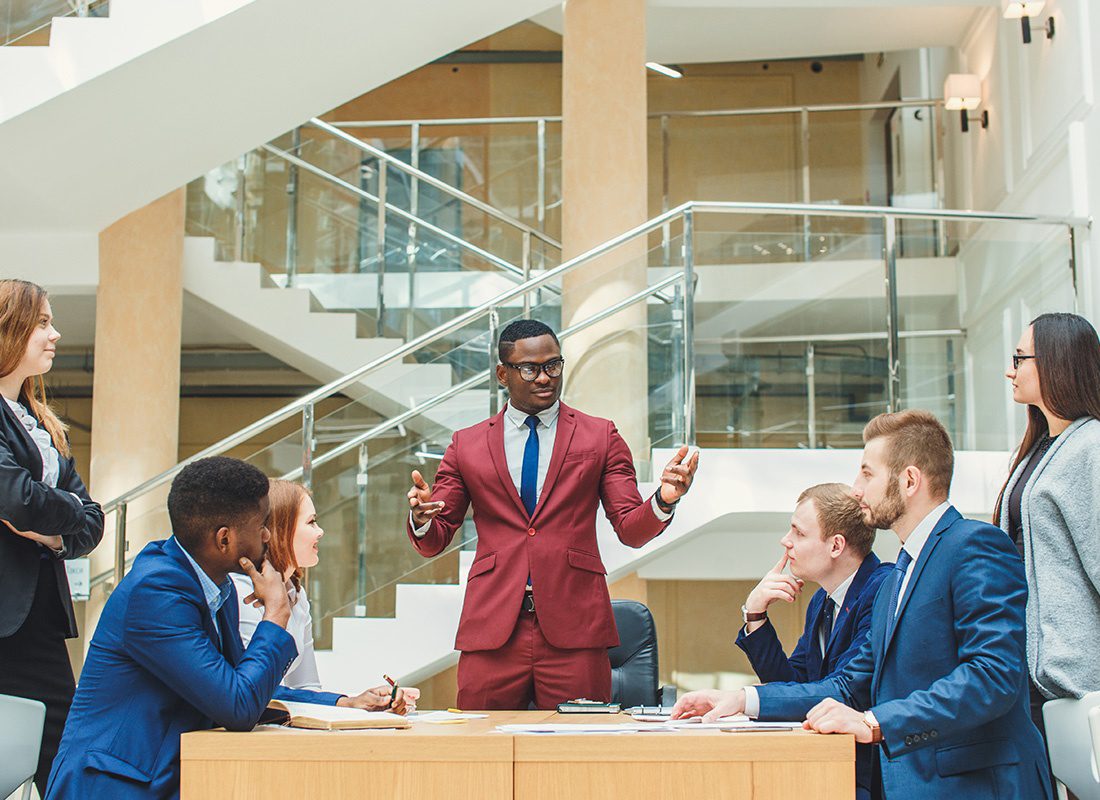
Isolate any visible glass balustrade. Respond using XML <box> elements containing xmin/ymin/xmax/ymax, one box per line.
<box><xmin>101</xmin><ymin>206</ymin><xmax>1084</xmax><ymax>625</ymax></box>
<box><xmin>2</xmin><ymin>0</ymin><xmax>107</xmax><ymax>46</ymax></box>
<box><xmin>177</xmin><ymin>230</ymin><xmax>681</xmax><ymax>645</ymax></box>
<box><xmin>185</xmin><ymin>128</ymin><xmax>560</xmax><ymax>342</ymax></box>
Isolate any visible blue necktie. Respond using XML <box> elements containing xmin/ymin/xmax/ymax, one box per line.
<box><xmin>885</xmin><ymin>548</ymin><xmax>914</xmax><ymax>639</ymax></box>
<box><xmin>520</xmin><ymin>415</ymin><xmax>540</xmax><ymax>517</ymax></box>
<box><xmin>818</xmin><ymin>599</ymin><xmax>835</xmax><ymax>657</ymax></box>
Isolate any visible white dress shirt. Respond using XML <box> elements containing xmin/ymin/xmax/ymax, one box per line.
<box><xmin>414</xmin><ymin>400</ymin><xmax>671</xmax><ymax>536</ymax></box>
<box><xmin>4</xmin><ymin>396</ymin><xmax>60</xmax><ymax>487</ymax></box>
<box><xmin>744</xmin><ymin>502</ymin><xmax>952</xmax><ymax>718</ymax></box>
<box><xmin>232</xmin><ymin>573</ymin><xmax>322</xmax><ymax>690</ymax></box>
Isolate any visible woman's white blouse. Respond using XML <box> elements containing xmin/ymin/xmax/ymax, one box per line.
<box><xmin>4</xmin><ymin>396</ymin><xmax>60</xmax><ymax>487</ymax></box>
<box><xmin>232</xmin><ymin>573</ymin><xmax>322</xmax><ymax>690</ymax></box>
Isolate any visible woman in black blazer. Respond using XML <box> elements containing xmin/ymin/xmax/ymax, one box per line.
<box><xmin>0</xmin><ymin>280</ymin><xmax>103</xmax><ymax>795</ymax></box>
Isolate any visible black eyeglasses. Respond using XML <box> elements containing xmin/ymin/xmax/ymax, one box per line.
<box><xmin>504</xmin><ymin>358</ymin><xmax>565</xmax><ymax>382</ymax></box>
<box><xmin>1012</xmin><ymin>354</ymin><xmax>1037</xmax><ymax>370</ymax></box>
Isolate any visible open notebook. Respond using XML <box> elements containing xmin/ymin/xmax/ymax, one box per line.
<box><xmin>262</xmin><ymin>700</ymin><xmax>410</xmax><ymax>731</ymax></box>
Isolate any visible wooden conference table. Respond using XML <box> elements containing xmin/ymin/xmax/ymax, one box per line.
<box><xmin>181</xmin><ymin>711</ymin><xmax>854</xmax><ymax>799</ymax></box>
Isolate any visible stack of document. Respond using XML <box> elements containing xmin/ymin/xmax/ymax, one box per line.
<box><xmin>265</xmin><ymin>700</ymin><xmax>410</xmax><ymax>731</ymax></box>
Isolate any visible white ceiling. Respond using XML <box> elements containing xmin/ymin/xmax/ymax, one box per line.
<box><xmin>533</xmin><ymin>0</ymin><xmax>994</xmax><ymax>64</ymax></box>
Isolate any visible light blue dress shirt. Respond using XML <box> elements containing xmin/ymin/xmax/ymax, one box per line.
<box><xmin>172</xmin><ymin>537</ymin><xmax>234</xmax><ymax>647</ymax></box>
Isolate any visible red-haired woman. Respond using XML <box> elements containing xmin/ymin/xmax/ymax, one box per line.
<box><xmin>233</xmin><ymin>479</ymin><xmax>419</xmax><ymax>711</ymax></box>
<box><xmin>0</xmin><ymin>280</ymin><xmax>103</xmax><ymax>794</ymax></box>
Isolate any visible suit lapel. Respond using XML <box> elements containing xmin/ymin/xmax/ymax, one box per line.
<box><xmin>166</xmin><ymin>538</ymin><xmax>224</xmax><ymax>652</ymax></box>
<box><xmin>531</xmin><ymin>405</ymin><xmax>576</xmax><ymax>522</ymax></box>
<box><xmin>486</xmin><ymin>409</ymin><xmax>529</xmax><ymax>520</ymax></box>
<box><xmin>882</xmin><ymin>507</ymin><xmax>958</xmax><ymax>656</ymax></box>
<box><xmin>824</xmin><ymin>553</ymin><xmax>881</xmax><ymax>657</ymax></box>
<box><xmin>1</xmin><ymin>396</ymin><xmax>44</xmax><ymax>480</ymax></box>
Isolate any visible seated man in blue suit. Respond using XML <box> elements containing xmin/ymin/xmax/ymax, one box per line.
<box><xmin>736</xmin><ymin>482</ymin><xmax>892</xmax><ymax>800</ymax></box>
<box><xmin>674</xmin><ymin>410</ymin><xmax>1051</xmax><ymax>800</ymax></box>
<box><xmin>46</xmin><ymin>457</ymin><xmax>407</xmax><ymax>800</ymax></box>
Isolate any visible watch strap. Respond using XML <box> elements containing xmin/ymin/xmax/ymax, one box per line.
<box><xmin>741</xmin><ymin>605</ymin><xmax>768</xmax><ymax>624</ymax></box>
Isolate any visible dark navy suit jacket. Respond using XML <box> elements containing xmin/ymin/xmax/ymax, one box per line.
<box><xmin>755</xmin><ymin>507</ymin><xmax>1052</xmax><ymax>800</ymax></box>
<box><xmin>737</xmin><ymin>552</ymin><xmax>892</xmax><ymax>800</ymax></box>
<box><xmin>45</xmin><ymin>538</ymin><xmax>342</xmax><ymax>800</ymax></box>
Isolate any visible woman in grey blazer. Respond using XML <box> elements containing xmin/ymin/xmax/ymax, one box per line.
<box><xmin>995</xmin><ymin>312</ymin><xmax>1100</xmax><ymax>738</ymax></box>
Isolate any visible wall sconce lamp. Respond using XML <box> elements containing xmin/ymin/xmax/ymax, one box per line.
<box><xmin>645</xmin><ymin>62</ymin><xmax>683</xmax><ymax>79</ymax></box>
<box><xmin>1002</xmin><ymin>0</ymin><xmax>1055</xmax><ymax>44</ymax></box>
<box><xmin>944</xmin><ymin>73</ymin><xmax>989</xmax><ymax>133</ymax></box>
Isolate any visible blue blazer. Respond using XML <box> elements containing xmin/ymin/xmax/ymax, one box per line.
<box><xmin>45</xmin><ymin>539</ymin><xmax>342</xmax><ymax>800</ymax></box>
<box><xmin>737</xmin><ymin>552</ymin><xmax>892</xmax><ymax>800</ymax></box>
<box><xmin>755</xmin><ymin>507</ymin><xmax>1051</xmax><ymax>800</ymax></box>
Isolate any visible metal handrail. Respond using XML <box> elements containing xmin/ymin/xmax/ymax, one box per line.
<box><xmin>261</xmin><ymin>143</ymin><xmax>539</xmax><ymax>283</ymax></box>
<box><xmin>97</xmin><ymin>200</ymin><xmax>1089</xmax><ymax>588</ymax></box>
<box><xmin>330</xmin><ymin>98</ymin><xmax>946</xmax><ymax>128</ymax></box>
<box><xmin>280</xmin><ymin>272</ymin><xmax>684</xmax><ymax>480</ymax></box>
<box><xmin>99</xmin><ymin>199</ymin><xmax>1087</xmax><ymax>513</ymax></box>
<box><xmin>306</xmin><ymin>118</ymin><xmax>561</xmax><ymax>250</ymax></box>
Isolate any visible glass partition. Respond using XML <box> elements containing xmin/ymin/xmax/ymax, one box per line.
<box><xmin>2</xmin><ymin>0</ymin><xmax>108</xmax><ymax>46</ymax></box>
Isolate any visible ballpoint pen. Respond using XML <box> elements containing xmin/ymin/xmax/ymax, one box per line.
<box><xmin>383</xmin><ymin>673</ymin><xmax>399</xmax><ymax>707</ymax></box>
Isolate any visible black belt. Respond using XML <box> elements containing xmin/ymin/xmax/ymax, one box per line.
<box><xmin>521</xmin><ymin>591</ymin><xmax>536</xmax><ymax>613</ymax></box>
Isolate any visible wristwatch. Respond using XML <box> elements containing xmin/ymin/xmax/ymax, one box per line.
<box><xmin>741</xmin><ymin>605</ymin><xmax>767</xmax><ymax>625</ymax></box>
<box><xmin>863</xmin><ymin>710</ymin><xmax>883</xmax><ymax>744</ymax></box>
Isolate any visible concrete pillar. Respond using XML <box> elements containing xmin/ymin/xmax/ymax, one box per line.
<box><xmin>84</xmin><ymin>189</ymin><xmax>185</xmax><ymax>642</ymax></box>
<box><xmin>560</xmin><ymin>0</ymin><xmax>651</xmax><ymax>463</ymax></box>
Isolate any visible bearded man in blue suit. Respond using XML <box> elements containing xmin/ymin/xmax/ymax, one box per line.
<box><xmin>736</xmin><ymin>482</ymin><xmax>892</xmax><ymax>800</ymax></box>
<box><xmin>674</xmin><ymin>410</ymin><xmax>1051</xmax><ymax>800</ymax></box>
<box><xmin>46</xmin><ymin>457</ymin><xmax>404</xmax><ymax>800</ymax></box>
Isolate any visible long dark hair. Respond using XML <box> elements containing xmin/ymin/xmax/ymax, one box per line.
<box><xmin>993</xmin><ymin>312</ymin><xmax>1100</xmax><ymax>525</ymax></box>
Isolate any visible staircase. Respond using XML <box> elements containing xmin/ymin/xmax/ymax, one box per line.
<box><xmin>0</xmin><ymin>0</ymin><xmax>557</xmax><ymax>235</ymax></box>
<box><xmin>314</xmin><ymin>447</ymin><xmax>1012</xmax><ymax>692</ymax></box>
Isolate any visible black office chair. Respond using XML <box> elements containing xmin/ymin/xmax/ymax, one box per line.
<box><xmin>608</xmin><ymin>599</ymin><xmax>676</xmax><ymax>708</ymax></box>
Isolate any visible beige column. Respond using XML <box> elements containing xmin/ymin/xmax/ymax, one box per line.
<box><xmin>84</xmin><ymin>189</ymin><xmax>185</xmax><ymax>642</ymax></box>
<box><xmin>560</xmin><ymin>0</ymin><xmax>650</xmax><ymax>462</ymax></box>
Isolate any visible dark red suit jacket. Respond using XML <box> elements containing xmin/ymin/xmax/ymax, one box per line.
<box><xmin>408</xmin><ymin>403</ymin><xmax>670</xmax><ymax>652</ymax></box>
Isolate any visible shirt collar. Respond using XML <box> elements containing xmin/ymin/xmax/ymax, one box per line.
<box><xmin>900</xmin><ymin>501</ymin><xmax>952</xmax><ymax>565</ymax></box>
<box><xmin>505</xmin><ymin>400</ymin><xmax>560</xmax><ymax>430</ymax></box>
<box><xmin>828</xmin><ymin>567</ymin><xmax>859</xmax><ymax>609</ymax></box>
<box><xmin>172</xmin><ymin>537</ymin><xmax>233</xmax><ymax>615</ymax></box>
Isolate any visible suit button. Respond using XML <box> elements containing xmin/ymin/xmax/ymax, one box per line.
<box><xmin>930</xmin><ymin>730</ymin><xmax>938</xmax><ymax>738</ymax></box>
<box><xmin>527</xmin><ymin>528</ymin><xmax>536</xmax><ymax>536</ymax></box>
<box><xmin>922</xmin><ymin>733</ymin><xmax>929</xmax><ymax>741</ymax></box>
<box><xmin>904</xmin><ymin>736</ymin><xmax>913</xmax><ymax>746</ymax></box>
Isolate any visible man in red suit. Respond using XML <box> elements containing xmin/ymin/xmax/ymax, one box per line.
<box><xmin>407</xmin><ymin>319</ymin><xmax>699</xmax><ymax>709</ymax></box>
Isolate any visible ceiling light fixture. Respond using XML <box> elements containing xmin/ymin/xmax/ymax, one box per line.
<box><xmin>1002</xmin><ymin>0</ymin><xmax>1054</xmax><ymax>44</ymax></box>
<box><xmin>645</xmin><ymin>62</ymin><xmax>683</xmax><ymax>79</ymax></box>
<box><xmin>944</xmin><ymin>73</ymin><xmax>989</xmax><ymax>133</ymax></box>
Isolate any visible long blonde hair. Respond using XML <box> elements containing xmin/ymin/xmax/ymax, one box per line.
<box><xmin>0</xmin><ymin>280</ymin><xmax>70</xmax><ymax>458</ymax></box>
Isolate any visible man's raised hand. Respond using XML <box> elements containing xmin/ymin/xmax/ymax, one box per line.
<box><xmin>407</xmin><ymin>470</ymin><xmax>445</xmax><ymax>527</ymax></box>
<box><xmin>658</xmin><ymin>446</ymin><xmax>700</xmax><ymax>505</ymax></box>
<box><xmin>238</xmin><ymin>556</ymin><xmax>291</xmax><ymax>628</ymax></box>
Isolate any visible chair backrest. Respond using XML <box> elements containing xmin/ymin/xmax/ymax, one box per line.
<box><xmin>0</xmin><ymin>693</ymin><xmax>45</xmax><ymax>797</ymax></box>
<box><xmin>607</xmin><ymin>599</ymin><xmax>659</xmax><ymax>707</ymax></box>
<box><xmin>1043</xmin><ymin>691</ymin><xmax>1100</xmax><ymax>800</ymax></box>
<box><xmin>1089</xmin><ymin>708</ymin><xmax>1100</xmax><ymax>786</ymax></box>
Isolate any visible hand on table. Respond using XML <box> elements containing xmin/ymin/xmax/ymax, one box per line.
<box><xmin>803</xmin><ymin>699</ymin><xmax>872</xmax><ymax>743</ymax></box>
<box><xmin>407</xmin><ymin>470</ymin><xmax>445</xmax><ymax>528</ymax></box>
<box><xmin>338</xmin><ymin>685</ymin><xmax>421</xmax><ymax>715</ymax></box>
<box><xmin>743</xmin><ymin>552</ymin><xmax>804</xmax><ymax>633</ymax></box>
<box><xmin>2</xmin><ymin>519</ymin><xmax>62</xmax><ymax>551</ymax></box>
<box><xmin>658</xmin><ymin>446</ymin><xmax>700</xmax><ymax>505</ymax></box>
<box><xmin>670</xmin><ymin>688</ymin><xmax>746</xmax><ymax>722</ymax></box>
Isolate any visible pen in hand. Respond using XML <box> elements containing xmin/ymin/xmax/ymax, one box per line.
<box><xmin>383</xmin><ymin>674</ymin><xmax>398</xmax><ymax>707</ymax></box>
